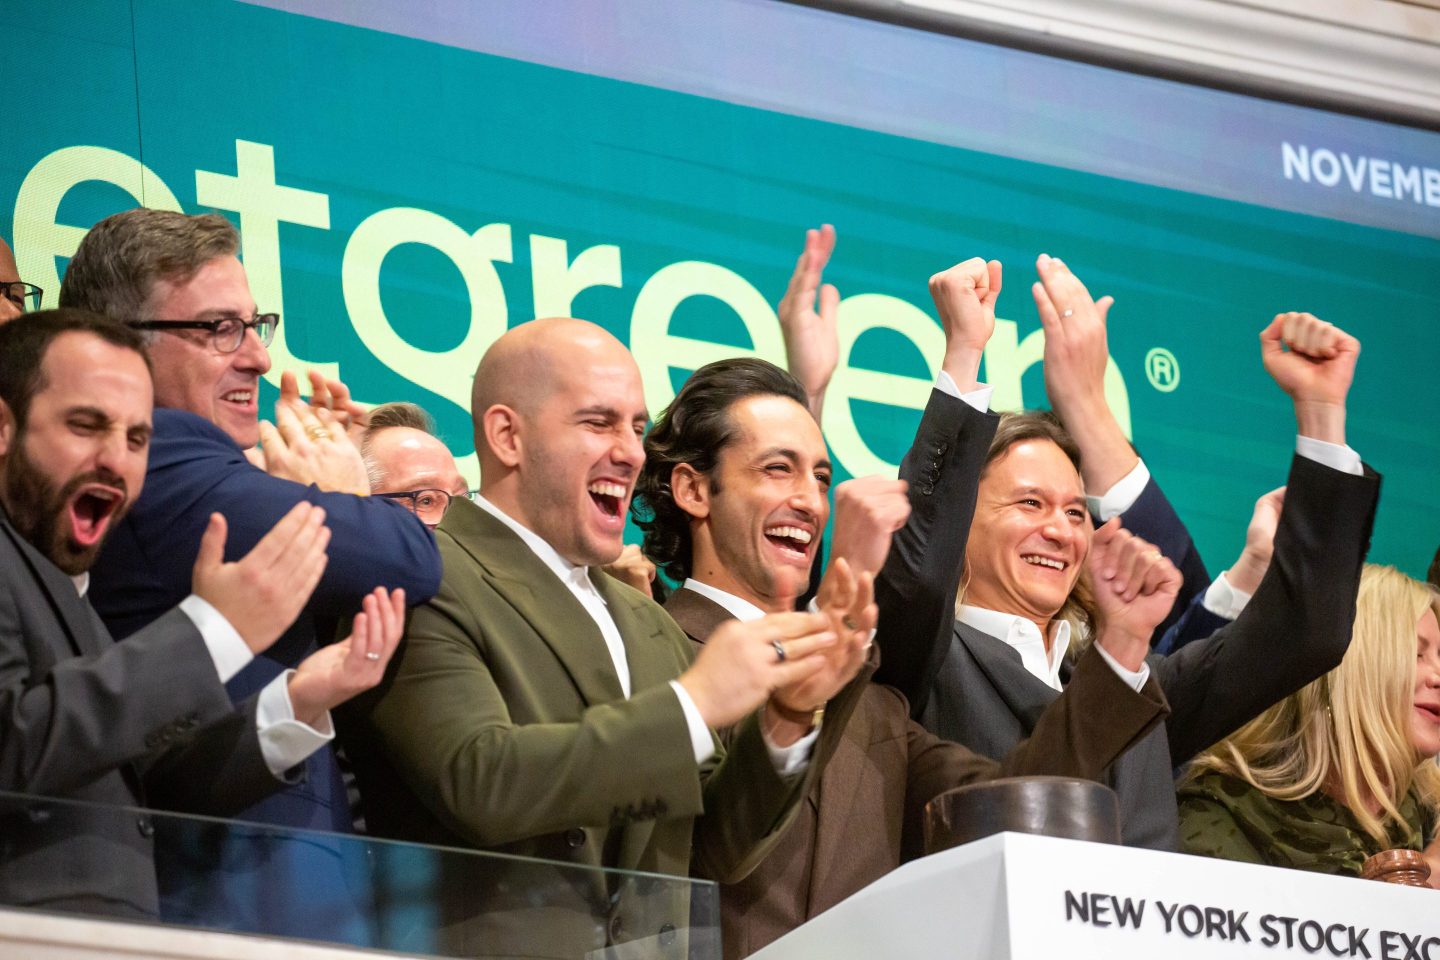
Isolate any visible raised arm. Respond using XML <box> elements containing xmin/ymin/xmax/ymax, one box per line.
<box><xmin>778</xmin><ymin>225</ymin><xmax>840</xmax><ymax>422</ymax></box>
<box><xmin>1156</xmin><ymin>313</ymin><xmax>1377</xmax><ymax>763</ymax></box>
<box><xmin>870</xmin><ymin>257</ymin><xmax>1002</xmax><ymax>714</ymax></box>
<box><xmin>1035</xmin><ymin>255</ymin><xmax>1208</xmax><ymax>637</ymax></box>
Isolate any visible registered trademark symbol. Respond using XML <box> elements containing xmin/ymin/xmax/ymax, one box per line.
<box><xmin>1145</xmin><ymin>348</ymin><xmax>1179</xmax><ymax>392</ymax></box>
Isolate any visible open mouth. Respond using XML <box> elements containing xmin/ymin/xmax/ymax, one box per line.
<box><xmin>68</xmin><ymin>485</ymin><xmax>124</xmax><ymax>548</ymax></box>
<box><xmin>1021</xmin><ymin>554</ymin><xmax>1069</xmax><ymax>572</ymax></box>
<box><xmin>220</xmin><ymin>389</ymin><xmax>256</xmax><ymax>413</ymax></box>
<box><xmin>764</xmin><ymin>524</ymin><xmax>813</xmax><ymax>562</ymax></box>
<box><xmin>587</xmin><ymin>481</ymin><xmax>627</xmax><ymax>523</ymax></box>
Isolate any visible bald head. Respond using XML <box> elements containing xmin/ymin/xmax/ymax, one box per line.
<box><xmin>0</xmin><ymin>238</ymin><xmax>22</xmax><ymax>324</ymax></box>
<box><xmin>473</xmin><ymin>317</ymin><xmax>632</xmax><ymax>422</ymax></box>
<box><xmin>471</xmin><ymin>317</ymin><xmax>648</xmax><ymax>565</ymax></box>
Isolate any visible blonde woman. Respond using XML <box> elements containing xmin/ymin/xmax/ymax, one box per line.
<box><xmin>1178</xmin><ymin>565</ymin><xmax>1440</xmax><ymax>883</ymax></box>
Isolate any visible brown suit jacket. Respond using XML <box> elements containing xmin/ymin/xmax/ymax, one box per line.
<box><xmin>665</xmin><ymin>586</ymin><xmax>1169</xmax><ymax>960</ymax></box>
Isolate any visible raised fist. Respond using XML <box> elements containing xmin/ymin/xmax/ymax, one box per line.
<box><xmin>1087</xmin><ymin>518</ymin><xmax>1181</xmax><ymax>671</ymax></box>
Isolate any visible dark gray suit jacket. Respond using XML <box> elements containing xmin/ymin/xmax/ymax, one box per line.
<box><xmin>0</xmin><ymin>508</ymin><xmax>278</xmax><ymax>919</ymax></box>
<box><xmin>915</xmin><ymin>454</ymin><xmax>1380</xmax><ymax>849</ymax></box>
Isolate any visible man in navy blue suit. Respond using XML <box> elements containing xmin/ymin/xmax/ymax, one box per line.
<box><xmin>58</xmin><ymin>208</ymin><xmax>442</xmax><ymax>944</ymax></box>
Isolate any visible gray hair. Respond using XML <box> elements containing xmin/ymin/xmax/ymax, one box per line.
<box><xmin>59</xmin><ymin>209</ymin><xmax>239</xmax><ymax>322</ymax></box>
<box><xmin>361</xmin><ymin>401</ymin><xmax>438</xmax><ymax>490</ymax></box>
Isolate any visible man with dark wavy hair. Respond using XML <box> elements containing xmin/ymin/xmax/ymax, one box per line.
<box><xmin>633</xmin><ymin>237</ymin><xmax>1172</xmax><ymax>958</ymax></box>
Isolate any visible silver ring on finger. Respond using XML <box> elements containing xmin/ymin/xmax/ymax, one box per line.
<box><xmin>365</xmin><ymin>652</ymin><xmax>381</xmax><ymax>661</ymax></box>
<box><xmin>771</xmin><ymin>640</ymin><xmax>787</xmax><ymax>663</ymax></box>
<box><xmin>1060</xmin><ymin>308</ymin><xmax>1074</xmax><ymax>318</ymax></box>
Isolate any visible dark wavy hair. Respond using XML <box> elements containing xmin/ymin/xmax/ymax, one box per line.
<box><xmin>633</xmin><ymin>358</ymin><xmax>808</xmax><ymax>582</ymax></box>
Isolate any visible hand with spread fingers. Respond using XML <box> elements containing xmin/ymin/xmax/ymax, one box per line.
<box><xmin>252</xmin><ymin>371</ymin><xmax>372</xmax><ymax>495</ymax></box>
<box><xmin>287</xmin><ymin>586</ymin><xmax>407</xmax><ymax>727</ymax></box>
<box><xmin>191</xmin><ymin>501</ymin><xmax>332</xmax><ymax>655</ymax></box>
<box><xmin>1260</xmin><ymin>312</ymin><xmax>1360</xmax><ymax>444</ymax></box>
<box><xmin>778</xmin><ymin>224</ymin><xmax>841</xmax><ymax>420</ymax></box>
<box><xmin>1033</xmin><ymin>253</ymin><xmax>1135</xmax><ymax>492</ymax></box>
<box><xmin>303</xmin><ymin>370</ymin><xmax>371</xmax><ymax>445</ymax></box>
<box><xmin>1088</xmin><ymin>517</ymin><xmax>1181</xmax><ymax>671</ymax></box>
<box><xmin>1224</xmin><ymin>487</ymin><xmax>1286</xmax><ymax>595</ymax></box>
<box><xmin>601</xmin><ymin>543</ymin><xmax>657</xmax><ymax>598</ymax></box>
<box><xmin>928</xmin><ymin>255</ymin><xmax>1001</xmax><ymax>390</ymax></box>
<box><xmin>769</xmin><ymin>557</ymin><xmax>875</xmax><ymax>729</ymax></box>
<box><xmin>676</xmin><ymin>610</ymin><xmax>839</xmax><ymax>735</ymax></box>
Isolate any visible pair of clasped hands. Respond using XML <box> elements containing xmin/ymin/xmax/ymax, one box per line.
<box><xmin>192</xmin><ymin>370</ymin><xmax>404</xmax><ymax>727</ymax></box>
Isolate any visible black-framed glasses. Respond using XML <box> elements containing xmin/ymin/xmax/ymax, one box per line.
<box><xmin>377</xmin><ymin>488</ymin><xmax>456</xmax><ymax>525</ymax></box>
<box><xmin>0</xmin><ymin>281</ymin><xmax>42</xmax><ymax>313</ymax></box>
<box><xmin>130</xmin><ymin>313</ymin><xmax>279</xmax><ymax>353</ymax></box>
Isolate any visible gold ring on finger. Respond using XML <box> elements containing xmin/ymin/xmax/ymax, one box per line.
<box><xmin>842</xmin><ymin>616</ymin><xmax>859</xmax><ymax>631</ymax></box>
<box><xmin>305</xmin><ymin>424</ymin><xmax>331</xmax><ymax>442</ymax></box>
<box><xmin>1145</xmin><ymin>550</ymin><xmax>1163</xmax><ymax>562</ymax></box>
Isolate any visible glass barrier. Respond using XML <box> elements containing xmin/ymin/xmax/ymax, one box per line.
<box><xmin>0</xmin><ymin>789</ymin><xmax>720</xmax><ymax>959</ymax></box>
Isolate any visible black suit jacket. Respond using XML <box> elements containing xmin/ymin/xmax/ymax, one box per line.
<box><xmin>0</xmin><ymin>508</ymin><xmax>278</xmax><ymax>919</ymax></box>
<box><xmin>915</xmin><ymin>455</ymin><xmax>1379</xmax><ymax>849</ymax></box>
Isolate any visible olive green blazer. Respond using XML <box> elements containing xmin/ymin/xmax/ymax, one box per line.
<box><xmin>339</xmin><ymin>497</ymin><xmax>823</xmax><ymax>957</ymax></box>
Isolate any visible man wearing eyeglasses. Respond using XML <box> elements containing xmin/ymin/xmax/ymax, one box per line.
<box><xmin>360</xmin><ymin>402</ymin><xmax>470</xmax><ymax>530</ymax></box>
<box><xmin>57</xmin><ymin>208</ymin><xmax>442</xmax><ymax>943</ymax></box>
<box><xmin>0</xmin><ymin>236</ymin><xmax>43</xmax><ymax>324</ymax></box>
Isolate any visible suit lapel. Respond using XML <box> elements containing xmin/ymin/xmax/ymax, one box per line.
<box><xmin>0</xmin><ymin>513</ymin><xmax>104</xmax><ymax>659</ymax></box>
<box><xmin>595</xmin><ymin>574</ymin><xmax>681</xmax><ymax>693</ymax></box>
<box><xmin>954</xmin><ymin>621</ymin><xmax>1059</xmax><ymax>728</ymax></box>
<box><xmin>442</xmin><ymin>499</ymin><xmax>624</xmax><ymax>706</ymax></box>
<box><xmin>661</xmin><ymin>588</ymin><xmax>733</xmax><ymax>647</ymax></box>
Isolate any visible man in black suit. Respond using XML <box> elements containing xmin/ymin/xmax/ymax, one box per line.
<box><xmin>0</xmin><ymin>309</ymin><xmax>402</xmax><ymax>919</ymax></box>
<box><xmin>880</xmin><ymin>288</ymin><xmax>1379</xmax><ymax>850</ymax></box>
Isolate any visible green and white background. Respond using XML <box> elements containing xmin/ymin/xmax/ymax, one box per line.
<box><xmin>6</xmin><ymin>0</ymin><xmax>1439</xmax><ymax>576</ymax></box>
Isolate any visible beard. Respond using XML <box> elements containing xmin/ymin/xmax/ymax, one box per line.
<box><xmin>1</xmin><ymin>436</ymin><xmax>129</xmax><ymax>576</ymax></box>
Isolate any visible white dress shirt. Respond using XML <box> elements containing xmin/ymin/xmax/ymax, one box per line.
<box><xmin>71</xmin><ymin>574</ymin><xmax>332</xmax><ymax>777</ymax></box>
<box><xmin>472</xmin><ymin>494</ymin><xmax>724</xmax><ymax>766</ymax></box>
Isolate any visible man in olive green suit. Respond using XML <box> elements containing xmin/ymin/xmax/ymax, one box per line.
<box><xmin>341</xmin><ymin>318</ymin><xmax>877</xmax><ymax>958</ymax></box>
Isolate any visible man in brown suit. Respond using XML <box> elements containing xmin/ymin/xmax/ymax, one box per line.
<box><xmin>342</xmin><ymin>318</ymin><xmax>882</xmax><ymax>958</ymax></box>
<box><xmin>633</xmin><ymin>248</ymin><xmax>1174</xmax><ymax>958</ymax></box>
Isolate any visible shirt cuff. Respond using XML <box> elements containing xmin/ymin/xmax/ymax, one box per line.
<box><xmin>934</xmin><ymin>371</ymin><xmax>993</xmax><ymax>412</ymax></box>
<box><xmin>1295</xmin><ymin>436</ymin><xmax>1363</xmax><ymax>476</ymax></box>
<box><xmin>1092</xmin><ymin>642</ymin><xmax>1151</xmax><ymax>693</ymax></box>
<box><xmin>668</xmin><ymin>681</ymin><xmax>717</xmax><ymax>765</ymax></box>
<box><xmin>178</xmin><ymin>594</ymin><xmax>253</xmax><ymax>685</ymax></box>
<box><xmin>761</xmin><ymin>720</ymin><xmax>819</xmax><ymax>777</ymax></box>
<box><xmin>1086</xmin><ymin>459</ymin><xmax>1151</xmax><ymax>522</ymax></box>
<box><xmin>1202</xmin><ymin>571</ymin><xmax>1251</xmax><ymax>620</ymax></box>
<box><xmin>256</xmin><ymin>671</ymin><xmax>334</xmax><ymax>778</ymax></box>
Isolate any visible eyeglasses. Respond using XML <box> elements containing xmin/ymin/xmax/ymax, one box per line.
<box><xmin>377</xmin><ymin>488</ymin><xmax>457</xmax><ymax>525</ymax></box>
<box><xmin>130</xmin><ymin>313</ymin><xmax>279</xmax><ymax>353</ymax></box>
<box><xmin>0</xmin><ymin>281</ymin><xmax>42</xmax><ymax>313</ymax></box>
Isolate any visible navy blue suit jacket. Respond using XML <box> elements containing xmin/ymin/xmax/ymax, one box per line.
<box><xmin>88</xmin><ymin>408</ymin><xmax>441</xmax><ymax>941</ymax></box>
<box><xmin>1111</xmin><ymin>474</ymin><xmax>1228</xmax><ymax>652</ymax></box>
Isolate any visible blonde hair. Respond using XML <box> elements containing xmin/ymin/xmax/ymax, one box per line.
<box><xmin>1187</xmin><ymin>564</ymin><xmax>1440</xmax><ymax>841</ymax></box>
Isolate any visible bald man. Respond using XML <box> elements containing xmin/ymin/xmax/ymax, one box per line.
<box><xmin>340</xmin><ymin>318</ymin><xmax>877</xmax><ymax>958</ymax></box>
<box><xmin>359</xmin><ymin>402</ymin><xmax>469</xmax><ymax>529</ymax></box>
<box><xmin>0</xmin><ymin>238</ymin><xmax>32</xmax><ymax>324</ymax></box>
